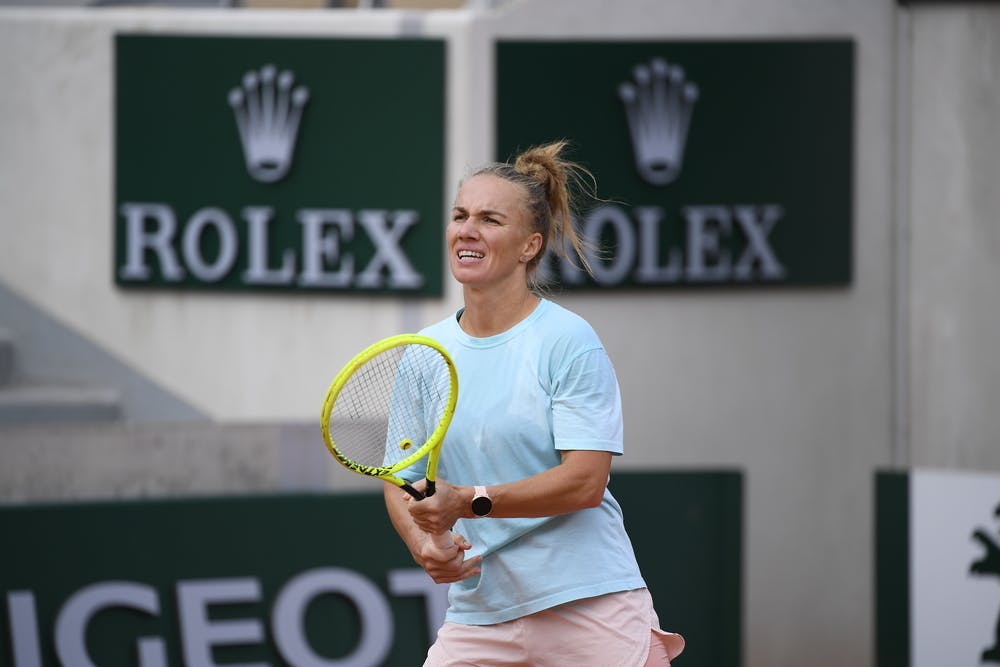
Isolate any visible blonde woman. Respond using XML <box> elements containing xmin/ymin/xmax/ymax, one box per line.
<box><xmin>384</xmin><ymin>141</ymin><xmax>685</xmax><ymax>666</ymax></box>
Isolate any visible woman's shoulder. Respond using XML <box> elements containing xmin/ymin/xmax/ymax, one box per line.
<box><xmin>537</xmin><ymin>299</ymin><xmax>604</xmax><ymax>350</ymax></box>
<box><xmin>540</xmin><ymin>299</ymin><xmax>598</xmax><ymax>333</ymax></box>
<box><xmin>419</xmin><ymin>308</ymin><xmax>461</xmax><ymax>340</ymax></box>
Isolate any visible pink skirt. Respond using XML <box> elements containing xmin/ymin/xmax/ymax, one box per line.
<box><xmin>424</xmin><ymin>588</ymin><xmax>685</xmax><ymax>667</ymax></box>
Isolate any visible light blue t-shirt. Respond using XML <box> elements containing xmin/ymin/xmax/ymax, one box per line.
<box><xmin>406</xmin><ymin>298</ymin><xmax>646</xmax><ymax>625</ymax></box>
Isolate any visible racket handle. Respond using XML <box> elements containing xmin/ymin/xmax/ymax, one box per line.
<box><xmin>401</xmin><ymin>483</ymin><xmax>425</xmax><ymax>501</ymax></box>
<box><xmin>424</xmin><ymin>479</ymin><xmax>437</xmax><ymax>497</ymax></box>
<box><xmin>430</xmin><ymin>530</ymin><xmax>453</xmax><ymax>551</ymax></box>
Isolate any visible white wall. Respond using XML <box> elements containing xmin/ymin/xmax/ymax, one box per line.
<box><xmin>484</xmin><ymin>3</ymin><xmax>895</xmax><ymax>667</ymax></box>
<box><xmin>0</xmin><ymin>7</ymin><xmax>472</xmax><ymax>424</ymax></box>
<box><xmin>2</xmin><ymin>2</ymin><xmax>999</xmax><ymax>667</ymax></box>
<box><xmin>907</xmin><ymin>5</ymin><xmax>1000</xmax><ymax>471</ymax></box>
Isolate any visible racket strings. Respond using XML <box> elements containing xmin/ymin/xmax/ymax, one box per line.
<box><xmin>328</xmin><ymin>344</ymin><xmax>450</xmax><ymax>469</ymax></box>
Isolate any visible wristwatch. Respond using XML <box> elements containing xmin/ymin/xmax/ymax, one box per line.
<box><xmin>471</xmin><ymin>485</ymin><xmax>493</xmax><ymax>517</ymax></box>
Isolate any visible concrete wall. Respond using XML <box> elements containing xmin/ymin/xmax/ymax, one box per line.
<box><xmin>483</xmin><ymin>3</ymin><xmax>895</xmax><ymax>666</ymax></box>
<box><xmin>0</xmin><ymin>7</ymin><xmax>472</xmax><ymax>423</ymax></box>
<box><xmin>0</xmin><ymin>421</ymin><xmax>361</xmax><ymax>501</ymax></box>
<box><xmin>1</xmin><ymin>2</ymin><xmax>999</xmax><ymax>666</ymax></box>
<box><xmin>906</xmin><ymin>5</ymin><xmax>1000</xmax><ymax>471</ymax></box>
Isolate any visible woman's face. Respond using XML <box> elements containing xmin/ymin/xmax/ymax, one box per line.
<box><xmin>448</xmin><ymin>174</ymin><xmax>542</xmax><ymax>289</ymax></box>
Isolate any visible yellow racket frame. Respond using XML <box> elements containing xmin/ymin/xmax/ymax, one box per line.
<box><xmin>320</xmin><ymin>334</ymin><xmax>458</xmax><ymax>493</ymax></box>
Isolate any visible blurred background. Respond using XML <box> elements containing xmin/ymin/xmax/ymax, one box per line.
<box><xmin>1</xmin><ymin>1</ymin><xmax>998</xmax><ymax>666</ymax></box>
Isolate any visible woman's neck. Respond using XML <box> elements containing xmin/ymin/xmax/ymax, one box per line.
<box><xmin>459</xmin><ymin>285</ymin><xmax>540</xmax><ymax>338</ymax></box>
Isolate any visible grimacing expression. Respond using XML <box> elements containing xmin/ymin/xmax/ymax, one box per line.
<box><xmin>448</xmin><ymin>174</ymin><xmax>542</xmax><ymax>289</ymax></box>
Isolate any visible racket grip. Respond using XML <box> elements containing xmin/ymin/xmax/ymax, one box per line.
<box><xmin>430</xmin><ymin>530</ymin><xmax>453</xmax><ymax>551</ymax></box>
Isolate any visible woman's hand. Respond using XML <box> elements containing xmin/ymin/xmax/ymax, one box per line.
<box><xmin>405</xmin><ymin>479</ymin><xmax>468</xmax><ymax>535</ymax></box>
<box><xmin>414</xmin><ymin>531</ymin><xmax>481</xmax><ymax>584</ymax></box>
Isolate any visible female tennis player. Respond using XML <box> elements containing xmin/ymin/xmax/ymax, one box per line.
<box><xmin>383</xmin><ymin>140</ymin><xmax>685</xmax><ymax>666</ymax></box>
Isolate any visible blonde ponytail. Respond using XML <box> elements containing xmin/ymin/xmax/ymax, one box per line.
<box><xmin>471</xmin><ymin>140</ymin><xmax>597</xmax><ymax>289</ymax></box>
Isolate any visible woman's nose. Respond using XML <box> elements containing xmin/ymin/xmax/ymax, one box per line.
<box><xmin>456</xmin><ymin>218</ymin><xmax>479</xmax><ymax>238</ymax></box>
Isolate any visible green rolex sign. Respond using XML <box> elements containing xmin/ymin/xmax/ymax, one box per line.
<box><xmin>115</xmin><ymin>35</ymin><xmax>445</xmax><ymax>295</ymax></box>
<box><xmin>497</xmin><ymin>40</ymin><xmax>854</xmax><ymax>288</ymax></box>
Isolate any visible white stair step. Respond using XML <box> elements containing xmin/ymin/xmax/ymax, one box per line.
<box><xmin>0</xmin><ymin>383</ymin><xmax>121</xmax><ymax>424</ymax></box>
<box><xmin>0</xmin><ymin>326</ymin><xmax>12</xmax><ymax>387</ymax></box>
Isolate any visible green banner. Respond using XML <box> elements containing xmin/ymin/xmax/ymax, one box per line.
<box><xmin>497</xmin><ymin>40</ymin><xmax>854</xmax><ymax>288</ymax></box>
<box><xmin>115</xmin><ymin>35</ymin><xmax>445</xmax><ymax>295</ymax></box>
<box><xmin>0</xmin><ymin>472</ymin><xmax>740</xmax><ymax>666</ymax></box>
<box><xmin>876</xmin><ymin>472</ymin><xmax>909</xmax><ymax>667</ymax></box>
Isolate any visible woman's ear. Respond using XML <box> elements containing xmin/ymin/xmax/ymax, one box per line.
<box><xmin>520</xmin><ymin>232</ymin><xmax>543</xmax><ymax>263</ymax></box>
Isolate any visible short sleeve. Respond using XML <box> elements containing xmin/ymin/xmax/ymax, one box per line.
<box><xmin>551</xmin><ymin>348</ymin><xmax>624</xmax><ymax>454</ymax></box>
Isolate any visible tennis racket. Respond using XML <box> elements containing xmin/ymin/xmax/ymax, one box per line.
<box><xmin>320</xmin><ymin>334</ymin><xmax>458</xmax><ymax>551</ymax></box>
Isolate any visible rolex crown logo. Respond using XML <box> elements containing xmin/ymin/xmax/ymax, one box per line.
<box><xmin>618</xmin><ymin>58</ymin><xmax>699</xmax><ymax>187</ymax></box>
<box><xmin>228</xmin><ymin>64</ymin><xmax>310</xmax><ymax>184</ymax></box>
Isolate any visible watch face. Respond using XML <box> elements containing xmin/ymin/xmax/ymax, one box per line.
<box><xmin>472</xmin><ymin>495</ymin><xmax>492</xmax><ymax>517</ymax></box>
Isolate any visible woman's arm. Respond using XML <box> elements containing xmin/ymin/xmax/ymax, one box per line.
<box><xmin>405</xmin><ymin>450</ymin><xmax>613</xmax><ymax>535</ymax></box>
